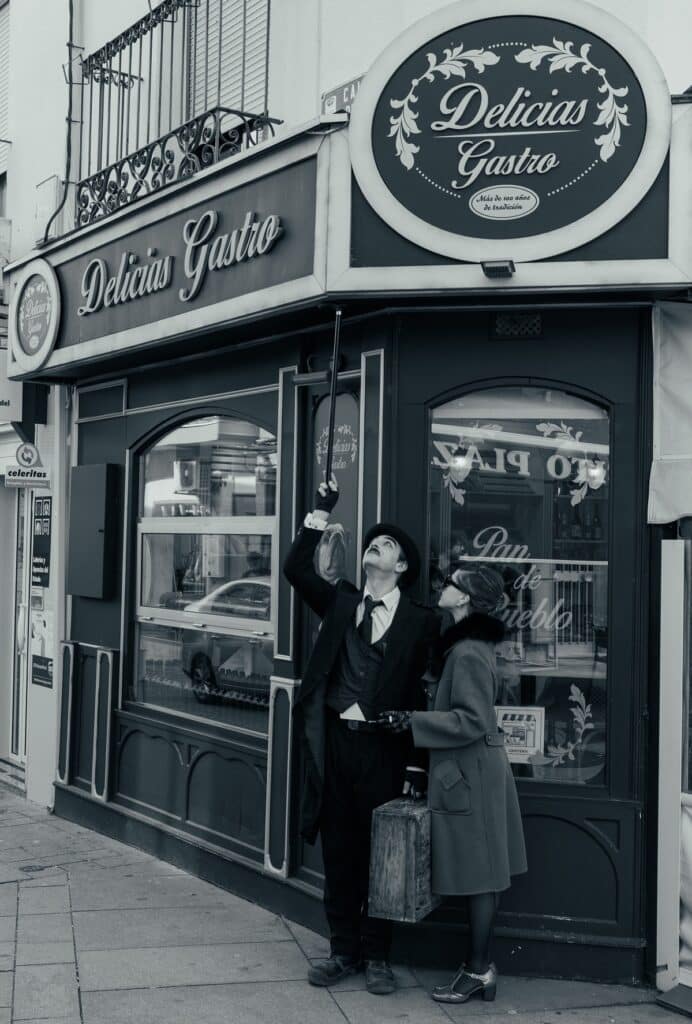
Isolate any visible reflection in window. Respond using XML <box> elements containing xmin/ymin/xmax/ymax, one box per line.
<box><xmin>142</xmin><ymin>416</ymin><xmax>276</xmax><ymax>517</ymax></box>
<box><xmin>132</xmin><ymin>624</ymin><xmax>271</xmax><ymax>732</ymax></box>
<box><xmin>133</xmin><ymin>415</ymin><xmax>277</xmax><ymax>734</ymax></box>
<box><xmin>141</xmin><ymin>534</ymin><xmax>271</xmax><ymax>621</ymax></box>
<box><xmin>428</xmin><ymin>387</ymin><xmax>609</xmax><ymax>785</ymax></box>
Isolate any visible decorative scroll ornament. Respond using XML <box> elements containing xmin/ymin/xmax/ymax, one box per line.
<box><xmin>535</xmin><ymin>421</ymin><xmax>607</xmax><ymax>506</ymax></box>
<box><xmin>515</xmin><ymin>39</ymin><xmax>629</xmax><ymax>162</ymax></box>
<box><xmin>389</xmin><ymin>44</ymin><xmax>500</xmax><ymax>169</ymax></box>
<box><xmin>529</xmin><ymin>684</ymin><xmax>602</xmax><ymax>782</ymax></box>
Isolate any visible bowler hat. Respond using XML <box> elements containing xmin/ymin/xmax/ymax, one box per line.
<box><xmin>362</xmin><ymin>522</ymin><xmax>420</xmax><ymax>589</ymax></box>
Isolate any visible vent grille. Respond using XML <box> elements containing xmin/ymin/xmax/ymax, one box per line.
<box><xmin>493</xmin><ymin>312</ymin><xmax>543</xmax><ymax>339</ymax></box>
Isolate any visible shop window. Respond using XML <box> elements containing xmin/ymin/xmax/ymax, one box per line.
<box><xmin>131</xmin><ymin>415</ymin><xmax>277</xmax><ymax>734</ymax></box>
<box><xmin>428</xmin><ymin>386</ymin><xmax>609</xmax><ymax>786</ymax></box>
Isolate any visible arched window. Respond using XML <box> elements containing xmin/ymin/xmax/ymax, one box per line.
<box><xmin>131</xmin><ymin>415</ymin><xmax>277</xmax><ymax>734</ymax></box>
<box><xmin>428</xmin><ymin>386</ymin><xmax>609</xmax><ymax>785</ymax></box>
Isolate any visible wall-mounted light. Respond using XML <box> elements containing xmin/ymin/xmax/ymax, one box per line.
<box><xmin>481</xmin><ymin>260</ymin><xmax>516</xmax><ymax>279</ymax></box>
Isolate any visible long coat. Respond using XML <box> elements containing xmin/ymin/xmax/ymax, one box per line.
<box><xmin>284</xmin><ymin>526</ymin><xmax>436</xmax><ymax>844</ymax></box>
<box><xmin>411</xmin><ymin>612</ymin><xmax>527</xmax><ymax>896</ymax></box>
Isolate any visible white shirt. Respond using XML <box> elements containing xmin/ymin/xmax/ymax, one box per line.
<box><xmin>356</xmin><ymin>585</ymin><xmax>400</xmax><ymax>644</ymax></box>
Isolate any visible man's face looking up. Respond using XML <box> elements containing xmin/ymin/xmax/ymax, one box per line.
<box><xmin>362</xmin><ymin>534</ymin><xmax>408</xmax><ymax>579</ymax></box>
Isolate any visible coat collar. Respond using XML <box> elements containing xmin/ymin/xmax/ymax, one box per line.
<box><xmin>440</xmin><ymin>612</ymin><xmax>505</xmax><ymax>655</ymax></box>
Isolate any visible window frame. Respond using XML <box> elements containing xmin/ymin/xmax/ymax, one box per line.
<box><xmin>128</xmin><ymin>413</ymin><xmax>278</xmax><ymax>735</ymax></box>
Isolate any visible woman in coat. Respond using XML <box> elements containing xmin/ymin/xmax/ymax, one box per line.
<box><xmin>383</xmin><ymin>566</ymin><xmax>527</xmax><ymax>1004</ymax></box>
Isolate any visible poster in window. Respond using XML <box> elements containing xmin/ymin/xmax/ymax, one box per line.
<box><xmin>496</xmin><ymin>706</ymin><xmax>545</xmax><ymax>763</ymax></box>
<box><xmin>31</xmin><ymin>496</ymin><xmax>52</xmax><ymax>588</ymax></box>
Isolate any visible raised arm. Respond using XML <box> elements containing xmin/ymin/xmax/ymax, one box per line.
<box><xmin>283</xmin><ymin>480</ymin><xmax>340</xmax><ymax>618</ymax></box>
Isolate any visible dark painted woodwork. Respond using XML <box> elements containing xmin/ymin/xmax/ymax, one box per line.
<box><xmin>392</xmin><ymin>307</ymin><xmax>648</xmax><ymax>956</ymax></box>
<box><xmin>93</xmin><ymin>651</ymin><xmax>117</xmax><ymax>799</ymax></box>
<box><xmin>78</xmin><ymin>383</ymin><xmax>125</xmax><ymax>420</ymax></box>
<box><xmin>70</xmin><ymin>647</ymin><xmax>98</xmax><ymax>792</ymax></box>
<box><xmin>114</xmin><ymin>709</ymin><xmax>267</xmax><ymax>862</ymax></box>
<box><xmin>268</xmin><ymin>687</ymin><xmax>291</xmax><ymax>870</ymax></box>
<box><xmin>350</xmin><ymin>160</ymin><xmax>669</xmax><ymax>268</ymax></box>
<box><xmin>67</xmin><ymin>464</ymin><xmax>119</xmax><ymax>600</ymax></box>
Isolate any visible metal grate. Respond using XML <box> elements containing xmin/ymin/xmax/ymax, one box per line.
<box><xmin>75</xmin><ymin>0</ymin><xmax>279</xmax><ymax>229</ymax></box>
<box><xmin>492</xmin><ymin>312</ymin><xmax>543</xmax><ymax>339</ymax></box>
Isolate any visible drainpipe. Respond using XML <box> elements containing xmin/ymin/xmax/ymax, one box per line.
<box><xmin>41</xmin><ymin>0</ymin><xmax>75</xmax><ymax>245</ymax></box>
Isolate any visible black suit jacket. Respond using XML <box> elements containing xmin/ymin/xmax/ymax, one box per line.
<box><xmin>284</xmin><ymin>525</ymin><xmax>437</xmax><ymax>843</ymax></box>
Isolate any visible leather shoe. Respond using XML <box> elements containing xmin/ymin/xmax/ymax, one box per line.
<box><xmin>308</xmin><ymin>954</ymin><xmax>361</xmax><ymax>987</ymax></box>
<box><xmin>365</xmin><ymin>959</ymin><xmax>396</xmax><ymax>995</ymax></box>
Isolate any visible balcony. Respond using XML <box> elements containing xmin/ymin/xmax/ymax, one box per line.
<box><xmin>75</xmin><ymin>0</ymin><xmax>280</xmax><ymax>229</ymax></box>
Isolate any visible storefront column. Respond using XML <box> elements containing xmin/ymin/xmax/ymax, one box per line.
<box><xmin>264</xmin><ymin>676</ymin><xmax>298</xmax><ymax>876</ymax></box>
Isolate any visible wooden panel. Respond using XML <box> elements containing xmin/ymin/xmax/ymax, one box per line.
<box><xmin>267</xmin><ymin>684</ymin><xmax>291</xmax><ymax>872</ymax></box>
<box><xmin>370</xmin><ymin>798</ymin><xmax>440</xmax><ymax>923</ymax></box>
<box><xmin>116</xmin><ymin>727</ymin><xmax>185</xmax><ymax>819</ymax></box>
<box><xmin>66</xmin><ymin>464</ymin><xmax>119</xmax><ymax>599</ymax></box>
<box><xmin>187</xmin><ymin>749</ymin><xmax>266</xmax><ymax>852</ymax></box>
<box><xmin>70</xmin><ymin>648</ymin><xmax>98</xmax><ymax>791</ymax></box>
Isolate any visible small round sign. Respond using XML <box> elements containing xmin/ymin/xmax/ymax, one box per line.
<box><xmin>350</xmin><ymin>0</ymin><xmax>671</xmax><ymax>262</ymax></box>
<box><xmin>15</xmin><ymin>443</ymin><xmax>40</xmax><ymax>469</ymax></box>
<box><xmin>11</xmin><ymin>259</ymin><xmax>61</xmax><ymax>372</ymax></box>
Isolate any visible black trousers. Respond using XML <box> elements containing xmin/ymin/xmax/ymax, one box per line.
<box><xmin>320</xmin><ymin>713</ymin><xmax>407</xmax><ymax>961</ymax></box>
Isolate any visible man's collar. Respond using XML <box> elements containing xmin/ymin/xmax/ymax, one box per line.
<box><xmin>363</xmin><ymin>584</ymin><xmax>400</xmax><ymax>611</ymax></box>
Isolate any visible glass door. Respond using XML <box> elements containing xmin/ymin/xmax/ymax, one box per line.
<box><xmin>10</xmin><ymin>489</ymin><xmax>31</xmax><ymax>763</ymax></box>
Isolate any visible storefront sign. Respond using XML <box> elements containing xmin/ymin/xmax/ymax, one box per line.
<box><xmin>31</xmin><ymin>496</ymin><xmax>52</xmax><ymax>588</ymax></box>
<box><xmin>350</xmin><ymin>0</ymin><xmax>670</xmax><ymax>261</ymax></box>
<box><xmin>77</xmin><ymin>210</ymin><xmax>282</xmax><ymax>317</ymax></box>
<box><xmin>0</xmin><ymin>375</ymin><xmax>23</xmax><ymax>420</ymax></box>
<box><xmin>5</xmin><ymin>443</ymin><xmax>51</xmax><ymax>488</ymax></box>
<box><xmin>10</xmin><ymin>258</ymin><xmax>61</xmax><ymax>372</ymax></box>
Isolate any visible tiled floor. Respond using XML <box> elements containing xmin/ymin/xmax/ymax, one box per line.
<box><xmin>0</xmin><ymin>788</ymin><xmax>672</xmax><ymax>1024</ymax></box>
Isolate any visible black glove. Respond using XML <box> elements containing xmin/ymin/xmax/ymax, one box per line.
<box><xmin>402</xmin><ymin>766</ymin><xmax>428</xmax><ymax>801</ymax></box>
<box><xmin>377</xmin><ymin>710</ymin><xmax>412</xmax><ymax>734</ymax></box>
<box><xmin>314</xmin><ymin>479</ymin><xmax>339</xmax><ymax>514</ymax></box>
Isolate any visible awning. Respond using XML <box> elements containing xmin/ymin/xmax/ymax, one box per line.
<box><xmin>649</xmin><ymin>302</ymin><xmax>692</xmax><ymax>524</ymax></box>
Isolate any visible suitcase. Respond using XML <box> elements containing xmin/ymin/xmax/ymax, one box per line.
<box><xmin>369</xmin><ymin>798</ymin><xmax>441</xmax><ymax>923</ymax></box>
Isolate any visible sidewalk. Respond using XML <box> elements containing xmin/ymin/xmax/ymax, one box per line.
<box><xmin>0</xmin><ymin>787</ymin><xmax>677</xmax><ymax>1024</ymax></box>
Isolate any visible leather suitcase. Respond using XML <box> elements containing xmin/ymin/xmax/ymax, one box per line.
<box><xmin>369</xmin><ymin>798</ymin><xmax>441</xmax><ymax>923</ymax></box>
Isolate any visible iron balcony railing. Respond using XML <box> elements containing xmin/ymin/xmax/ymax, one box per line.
<box><xmin>75</xmin><ymin>0</ymin><xmax>280</xmax><ymax>228</ymax></box>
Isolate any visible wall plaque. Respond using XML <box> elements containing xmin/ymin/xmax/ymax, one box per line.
<box><xmin>350</xmin><ymin>0</ymin><xmax>671</xmax><ymax>262</ymax></box>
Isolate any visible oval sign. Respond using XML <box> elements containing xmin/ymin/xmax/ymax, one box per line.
<box><xmin>10</xmin><ymin>258</ymin><xmax>61</xmax><ymax>373</ymax></box>
<box><xmin>469</xmin><ymin>185</ymin><xmax>539</xmax><ymax>221</ymax></box>
<box><xmin>350</xmin><ymin>0</ymin><xmax>671</xmax><ymax>262</ymax></box>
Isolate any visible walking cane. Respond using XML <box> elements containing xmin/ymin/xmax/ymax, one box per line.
<box><xmin>324</xmin><ymin>308</ymin><xmax>343</xmax><ymax>484</ymax></box>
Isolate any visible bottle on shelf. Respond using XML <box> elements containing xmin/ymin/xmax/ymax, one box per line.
<box><xmin>570</xmin><ymin>503</ymin><xmax>583</xmax><ymax>540</ymax></box>
<box><xmin>559</xmin><ymin>503</ymin><xmax>570</xmax><ymax>539</ymax></box>
<box><xmin>583</xmin><ymin>505</ymin><xmax>593</xmax><ymax>541</ymax></box>
<box><xmin>593</xmin><ymin>506</ymin><xmax>603</xmax><ymax>541</ymax></box>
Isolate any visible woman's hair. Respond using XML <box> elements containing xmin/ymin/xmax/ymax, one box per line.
<box><xmin>452</xmin><ymin>565</ymin><xmax>506</xmax><ymax>616</ymax></box>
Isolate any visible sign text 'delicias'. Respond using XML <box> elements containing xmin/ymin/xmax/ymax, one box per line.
<box><xmin>78</xmin><ymin>209</ymin><xmax>282</xmax><ymax>317</ymax></box>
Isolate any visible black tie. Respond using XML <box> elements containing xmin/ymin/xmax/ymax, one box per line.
<box><xmin>359</xmin><ymin>595</ymin><xmax>384</xmax><ymax>645</ymax></box>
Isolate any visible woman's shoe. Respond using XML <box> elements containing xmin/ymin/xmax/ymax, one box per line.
<box><xmin>431</xmin><ymin>963</ymin><xmax>497</xmax><ymax>1004</ymax></box>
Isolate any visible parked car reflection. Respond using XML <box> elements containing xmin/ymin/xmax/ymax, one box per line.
<box><xmin>184</xmin><ymin>578</ymin><xmax>271</xmax><ymax>620</ymax></box>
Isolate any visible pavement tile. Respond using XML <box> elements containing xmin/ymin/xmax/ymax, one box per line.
<box><xmin>81</xmin><ymin>980</ymin><xmax>344</xmax><ymax>1024</ymax></box>
<box><xmin>0</xmin><ymin>885</ymin><xmax>16</xmax><ymax>917</ymax></box>
<box><xmin>17</xmin><ymin>913</ymin><xmax>73</xmax><ymax>943</ymax></box>
<box><xmin>0</xmin><ymin>941</ymin><xmax>12</xmax><ymax>971</ymax></box>
<box><xmin>452</xmin><ymin>1007</ymin><xmax>679</xmax><ymax>1024</ymax></box>
<box><xmin>285</xmin><ymin>921</ymin><xmax>330</xmax><ymax>958</ymax></box>
<box><xmin>0</xmin><ymin>972</ymin><xmax>11</xmax><ymax>1006</ymax></box>
<box><xmin>333</xmin><ymin>986</ymin><xmax>449</xmax><ymax>1024</ymax></box>
<box><xmin>69</xmin><ymin>873</ymin><xmax>248</xmax><ymax>912</ymax></box>
<box><xmin>0</xmin><ymin>918</ymin><xmax>15</xmax><ymax>944</ymax></box>
<box><xmin>13</xmin><ymin>962</ymin><xmax>80</xmax><ymax>1019</ymax></box>
<box><xmin>18</xmin><ymin>886</ymin><xmax>70</xmax><ymax>915</ymax></box>
<box><xmin>16</xmin><ymin>941</ymin><xmax>76</xmax><ymax>966</ymax></box>
<box><xmin>79</xmin><ymin>939</ymin><xmax>309</xmax><ymax>991</ymax></box>
<box><xmin>414</xmin><ymin>971</ymin><xmax>655</xmax><ymax>1013</ymax></box>
<box><xmin>19</xmin><ymin>870</ymin><xmax>68</xmax><ymax>887</ymax></box>
<box><xmin>74</xmin><ymin>904</ymin><xmax>289</xmax><ymax>950</ymax></box>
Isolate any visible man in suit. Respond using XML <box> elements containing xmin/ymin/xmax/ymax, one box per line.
<box><xmin>284</xmin><ymin>481</ymin><xmax>436</xmax><ymax>995</ymax></box>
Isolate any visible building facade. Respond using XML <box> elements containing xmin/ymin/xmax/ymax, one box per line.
<box><xmin>4</xmin><ymin>0</ymin><xmax>692</xmax><ymax>992</ymax></box>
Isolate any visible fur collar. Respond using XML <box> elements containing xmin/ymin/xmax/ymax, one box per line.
<box><xmin>440</xmin><ymin>611</ymin><xmax>505</xmax><ymax>654</ymax></box>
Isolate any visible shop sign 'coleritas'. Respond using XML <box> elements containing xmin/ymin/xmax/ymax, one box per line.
<box><xmin>78</xmin><ymin>209</ymin><xmax>282</xmax><ymax>317</ymax></box>
<box><xmin>350</xmin><ymin>0</ymin><xmax>671</xmax><ymax>262</ymax></box>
